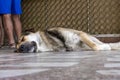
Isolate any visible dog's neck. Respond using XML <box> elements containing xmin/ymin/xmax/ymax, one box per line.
<box><xmin>34</xmin><ymin>31</ymin><xmax>53</xmax><ymax>52</ymax></box>
<box><xmin>38</xmin><ymin>31</ymin><xmax>66</xmax><ymax>52</ymax></box>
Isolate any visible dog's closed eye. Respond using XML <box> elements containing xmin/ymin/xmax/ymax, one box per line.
<box><xmin>18</xmin><ymin>36</ymin><xmax>27</xmax><ymax>43</ymax></box>
<box><xmin>21</xmin><ymin>36</ymin><xmax>25</xmax><ymax>41</ymax></box>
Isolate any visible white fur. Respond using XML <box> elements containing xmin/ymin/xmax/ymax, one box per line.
<box><xmin>21</xmin><ymin>28</ymin><xmax>120</xmax><ymax>52</ymax></box>
<box><xmin>109</xmin><ymin>42</ymin><xmax>120</xmax><ymax>50</ymax></box>
<box><xmin>89</xmin><ymin>36</ymin><xmax>111</xmax><ymax>50</ymax></box>
<box><xmin>60</xmin><ymin>30</ymin><xmax>81</xmax><ymax>50</ymax></box>
<box><xmin>25</xmin><ymin>32</ymin><xmax>53</xmax><ymax>52</ymax></box>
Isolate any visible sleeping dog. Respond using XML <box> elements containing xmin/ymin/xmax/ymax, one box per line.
<box><xmin>16</xmin><ymin>27</ymin><xmax>120</xmax><ymax>53</ymax></box>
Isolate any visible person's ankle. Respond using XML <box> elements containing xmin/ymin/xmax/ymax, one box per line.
<box><xmin>9</xmin><ymin>43</ymin><xmax>16</xmax><ymax>48</ymax></box>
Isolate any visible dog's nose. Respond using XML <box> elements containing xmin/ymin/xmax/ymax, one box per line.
<box><xmin>20</xmin><ymin>45</ymin><xmax>25</xmax><ymax>49</ymax></box>
<box><xmin>19</xmin><ymin>44</ymin><xmax>28</xmax><ymax>53</ymax></box>
<box><xmin>19</xmin><ymin>44</ymin><xmax>26</xmax><ymax>51</ymax></box>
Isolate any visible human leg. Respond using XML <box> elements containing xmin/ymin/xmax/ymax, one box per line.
<box><xmin>0</xmin><ymin>0</ymin><xmax>15</xmax><ymax>47</ymax></box>
<box><xmin>0</xmin><ymin>16</ymin><xmax>4</xmax><ymax>47</ymax></box>
<box><xmin>11</xmin><ymin>0</ymin><xmax>22</xmax><ymax>42</ymax></box>
<box><xmin>12</xmin><ymin>14</ymin><xmax>22</xmax><ymax>42</ymax></box>
<box><xmin>3</xmin><ymin>14</ymin><xmax>15</xmax><ymax>47</ymax></box>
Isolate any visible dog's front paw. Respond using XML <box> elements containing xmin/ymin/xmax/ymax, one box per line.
<box><xmin>14</xmin><ymin>49</ymin><xmax>19</xmax><ymax>53</ymax></box>
<box><xmin>66</xmin><ymin>46</ymin><xmax>73</xmax><ymax>51</ymax></box>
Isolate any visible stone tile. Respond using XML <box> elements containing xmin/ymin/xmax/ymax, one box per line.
<box><xmin>0</xmin><ymin>69</ymin><xmax>49</xmax><ymax>78</ymax></box>
<box><xmin>0</xmin><ymin>49</ymin><xmax>120</xmax><ymax>80</ymax></box>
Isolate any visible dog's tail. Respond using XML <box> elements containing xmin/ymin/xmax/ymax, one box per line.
<box><xmin>109</xmin><ymin>42</ymin><xmax>120</xmax><ymax>50</ymax></box>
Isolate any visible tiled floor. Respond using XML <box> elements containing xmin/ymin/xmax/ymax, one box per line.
<box><xmin>0</xmin><ymin>48</ymin><xmax>120</xmax><ymax>80</ymax></box>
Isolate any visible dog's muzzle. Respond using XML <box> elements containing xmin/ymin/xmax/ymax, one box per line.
<box><xmin>18</xmin><ymin>41</ymin><xmax>37</xmax><ymax>53</ymax></box>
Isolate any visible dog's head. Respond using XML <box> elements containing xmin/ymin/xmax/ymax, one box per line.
<box><xmin>16</xmin><ymin>32</ymin><xmax>38</xmax><ymax>53</ymax></box>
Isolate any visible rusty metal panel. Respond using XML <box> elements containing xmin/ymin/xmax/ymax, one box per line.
<box><xmin>89</xmin><ymin>0</ymin><xmax>120</xmax><ymax>34</ymax></box>
<box><xmin>21</xmin><ymin>0</ymin><xmax>120</xmax><ymax>34</ymax></box>
<box><xmin>21</xmin><ymin>0</ymin><xmax>46</xmax><ymax>31</ymax></box>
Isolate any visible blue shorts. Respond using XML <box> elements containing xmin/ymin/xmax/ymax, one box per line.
<box><xmin>0</xmin><ymin>0</ymin><xmax>22</xmax><ymax>14</ymax></box>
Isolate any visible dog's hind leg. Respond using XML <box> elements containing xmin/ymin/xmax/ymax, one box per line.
<box><xmin>79</xmin><ymin>31</ymin><xmax>111</xmax><ymax>51</ymax></box>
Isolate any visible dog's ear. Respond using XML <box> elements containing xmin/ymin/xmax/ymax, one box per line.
<box><xmin>17</xmin><ymin>36</ymin><xmax>28</xmax><ymax>46</ymax></box>
<box><xmin>23</xmin><ymin>28</ymin><xmax>36</xmax><ymax>35</ymax></box>
<box><xmin>24</xmin><ymin>28</ymin><xmax>36</xmax><ymax>32</ymax></box>
<box><xmin>19</xmin><ymin>36</ymin><xmax>26</xmax><ymax>42</ymax></box>
<box><xmin>22</xmin><ymin>32</ymin><xmax>32</xmax><ymax>35</ymax></box>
